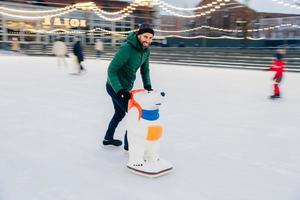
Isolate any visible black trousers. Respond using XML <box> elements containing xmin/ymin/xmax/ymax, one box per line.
<box><xmin>104</xmin><ymin>83</ymin><xmax>128</xmax><ymax>147</ymax></box>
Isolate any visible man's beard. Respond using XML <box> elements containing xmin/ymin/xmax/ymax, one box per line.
<box><xmin>142</xmin><ymin>42</ymin><xmax>149</xmax><ymax>48</ymax></box>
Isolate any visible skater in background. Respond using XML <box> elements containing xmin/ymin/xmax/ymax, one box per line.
<box><xmin>73</xmin><ymin>39</ymin><xmax>86</xmax><ymax>73</ymax></box>
<box><xmin>52</xmin><ymin>39</ymin><xmax>67</xmax><ymax>68</ymax></box>
<box><xmin>11</xmin><ymin>37</ymin><xmax>20</xmax><ymax>52</ymax></box>
<box><xmin>268</xmin><ymin>49</ymin><xmax>286</xmax><ymax>99</ymax></box>
<box><xmin>103</xmin><ymin>24</ymin><xmax>154</xmax><ymax>149</ymax></box>
<box><xmin>95</xmin><ymin>39</ymin><xmax>104</xmax><ymax>59</ymax></box>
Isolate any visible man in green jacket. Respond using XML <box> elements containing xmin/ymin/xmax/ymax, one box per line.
<box><xmin>103</xmin><ymin>24</ymin><xmax>154</xmax><ymax>149</ymax></box>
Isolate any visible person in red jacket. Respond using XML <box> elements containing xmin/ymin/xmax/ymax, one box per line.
<box><xmin>268</xmin><ymin>49</ymin><xmax>286</xmax><ymax>99</ymax></box>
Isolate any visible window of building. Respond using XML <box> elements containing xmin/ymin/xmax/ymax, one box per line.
<box><xmin>24</xmin><ymin>35</ymin><xmax>36</xmax><ymax>42</ymax></box>
<box><xmin>206</xmin><ymin>16</ymin><xmax>212</xmax><ymax>26</ymax></box>
<box><xmin>223</xmin><ymin>15</ymin><xmax>230</xmax><ymax>29</ymax></box>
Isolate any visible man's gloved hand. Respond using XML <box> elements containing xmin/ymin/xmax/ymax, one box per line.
<box><xmin>117</xmin><ymin>89</ymin><xmax>131</xmax><ymax>101</ymax></box>
<box><xmin>144</xmin><ymin>85</ymin><xmax>153</xmax><ymax>91</ymax></box>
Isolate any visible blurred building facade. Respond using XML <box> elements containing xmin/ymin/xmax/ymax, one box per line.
<box><xmin>193</xmin><ymin>0</ymin><xmax>299</xmax><ymax>38</ymax></box>
<box><xmin>159</xmin><ymin>16</ymin><xmax>190</xmax><ymax>36</ymax></box>
<box><xmin>259</xmin><ymin>16</ymin><xmax>300</xmax><ymax>39</ymax></box>
<box><xmin>0</xmin><ymin>0</ymin><xmax>158</xmax><ymax>46</ymax></box>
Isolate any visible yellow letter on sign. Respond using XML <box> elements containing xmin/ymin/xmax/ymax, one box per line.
<box><xmin>53</xmin><ymin>17</ymin><xmax>62</xmax><ymax>26</ymax></box>
<box><xmin>80</xmin><ymin>20</ymin><xmax>87</xmax><ymax>27</ymax></box>
<box><xmin>42</xmin><ymin>17</ymin><xmax>51</xmax><ymax>26</ymax></box>
<box><xmin>63</xmin><ymin>18</ymin><xmax>70</xmax><ymax>28</ymax></box>
<box><xmin>70</xmin><ymin>19</ymin><xmax>80</xmax><ymax>27</ymax></box>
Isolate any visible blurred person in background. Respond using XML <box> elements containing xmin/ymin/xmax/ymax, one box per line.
<box><xmin>268</xmin><ymin>49</ymin><xmax>286</xmax><ymax>99</ymax></box>
<box><xmin>73</xmin><ymin>39</ymin><xmax>86</xmax><ymax>73</ymax></box>
<box><xmin>52</xmin><ymin>38</ymin><xmax>67</xmax><ymax>68</ymax></box>
<box><xmin>95</xmin><ymin>39</ymin><xmax>104</xmax><ymax>59</ymax></box>
<box><xmin>11</xmin><ymin>37</ymin><xmax>20</xmax><ymax>52</ymax></box>
<box><xmin>103</xmin><ymin>24</ymin><xmax>154</xmax><ymax>150</ymax></box>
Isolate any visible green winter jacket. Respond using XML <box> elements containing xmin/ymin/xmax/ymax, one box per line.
<box><xmin>107</xmin><ymin>33</ymin><xmax>151</xmax><ymax>93</ymax></box>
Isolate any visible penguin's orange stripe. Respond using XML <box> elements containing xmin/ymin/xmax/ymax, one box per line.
<box><xmin>146</xmin><ymin>125</ymin><xmax>163</xmax><ymax>141</ymax></box>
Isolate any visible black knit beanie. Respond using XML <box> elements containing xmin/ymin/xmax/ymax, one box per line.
<box><xmin>136</xmin><ymin>24</ymin><xmax>154</xmax><ymax>36</ymax></box>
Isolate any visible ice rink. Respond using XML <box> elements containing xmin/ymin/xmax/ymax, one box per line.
<box><xmin>0</xmin><ymin>55</ymin><xmax>300</xmax><ymax>200</ymax></box>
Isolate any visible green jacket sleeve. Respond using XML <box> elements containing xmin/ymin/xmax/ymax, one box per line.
<box><xmin>107</xmin><ymin>45</ymin><xmax>130</xmax><ymax>93</ymax></box>
<box><xmin>140</xmin><ymin>52</ymin><xmax>151</xmax><ymax>88</ymax></box>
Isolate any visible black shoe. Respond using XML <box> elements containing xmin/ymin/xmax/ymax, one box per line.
<box><xmin>102</xmin><ymin>139</ymin><xmax>122</xmax><ymax>146</ymax></box>
<box><xmin>124</xmin><ymin>145</ymin><xmax>128</xmax><ymax>151</ymax></box>
<box><xmin>270</xmin><ymin>94</ymin><xmax>280</xmax><ymax>99</ymax></box>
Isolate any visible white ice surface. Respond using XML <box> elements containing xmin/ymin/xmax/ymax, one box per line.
<box><xmin>0</xmin><ymin>55</ymin><xmax>300</xmax><ymax>200</ymax></box>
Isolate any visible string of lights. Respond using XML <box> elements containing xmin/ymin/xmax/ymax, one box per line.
<box><xmin>0</xmin><ymin>5</ymin><xmax>75</xmax><ymax>13</ymax></box>
<box><xmin>156</xmin><ymin>25</ymin><xmax>242</xmax><ymax>33</ymax></box>
<box><xmin>155</xmin><ymin>23</ymin><xmax>300</xmax><ymax>33</ymax></box>
<box><xmin>159</xmin><ymin>6</ymin><xmax>219</xmax><ymax>18</ymax></box>
<box><xmin>89</xmin><ymin>27</ymin><xmax>136</xmax><ymax>34</ymax></box>
<box><xmin>154</xmin><ymin>0</ymin><xmax>230</xmax><ymax>11</ymax></box>
<box><xmin>0</xmin><ymin>0</ymin><xmax>234</xmax><ymax>21</ymax></box>
<box><xmin>2</xmin><ymin>0</ymin><xmax>298</xmax><ymax>22</ymax></box>
<box><xmin>91</xmin><ymin>8</ymin><xmax>133</xmax><ymax>21</ymax></box>
<box><xmin>1</xmin><ymin>0</ymin><xmax>299</xmax><ymax>38</ymax></box>
<box><xmin>15</xmin><ymin>23</ymin><xmax>300</xmax><ymax>37</ymax></box>
<box><xmin>89</xmin><ymin>32</ymin><xmax>264</xmax><ymax>40</ymax></box>
<box><xmin>19</xmin><ymin>23</ymin><xmax>299</xmax><ymax>40</ymax></box>
<box><xmin>90</xmin><ymin>0</ymin><xmax>231</xmax><ymax>18</ymax></box>
<box><xmin>271</xmin><ymin>0</ymin><xmax>300</xmax><ymax>9</ymax></box>
<box><xmin>23</xmin><ymin>28</ymin><xmax>84</xmax><ymax>34</ymax></box>
<box><xmin>89</xmin><ymin>0</ymin><xmax>233</xmax><ymax>21</ymax></box>
<box><xmin>91</xmin><ymin>1</ymin><xmax>140</xmax><ymax>15</ymax></box>
<box><xmin>0</xmin><ymin>8</ymin><xmax>77</xmax><ymax>19</ymax></box>
<box><xmin>19</xmin><ymin>28</ymin><xmax>261</xmax><ymax>40</ymax></box>
<box><xmin>161</xmin><ymin>34</ymin><xmax>265</xmax><ymax>40</ymax></box>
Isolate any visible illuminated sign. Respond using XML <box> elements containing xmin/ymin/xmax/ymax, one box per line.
<box><xmin>42</xmin><ymin>17</ymin><xmax>87</xmax><ymax>28</ymax></box>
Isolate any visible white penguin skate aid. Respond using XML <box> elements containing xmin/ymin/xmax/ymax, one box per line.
<box><xmin>126</xmin><ymin>89</ymin><xmax>173</xmax><ymax>177</ymax></box>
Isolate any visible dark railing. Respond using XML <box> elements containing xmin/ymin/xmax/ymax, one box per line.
<box><xmin>1</xmin><ymin>42</ymin><xmax>300</xmax><ymax>72</ymax></box>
